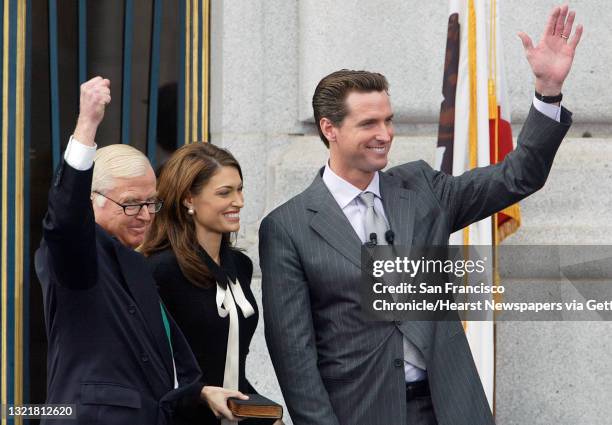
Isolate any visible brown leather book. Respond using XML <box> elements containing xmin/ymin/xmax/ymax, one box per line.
<box><xmin>227</xmin><ymin>394</ymin><xmax>283</xmax><ymax>419</ymax></box>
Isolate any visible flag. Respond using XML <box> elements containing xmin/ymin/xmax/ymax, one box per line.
<box><xmin>435</xmin><ymin>0</ymin><xmax>521</xmax><ymax>412</ymax></box>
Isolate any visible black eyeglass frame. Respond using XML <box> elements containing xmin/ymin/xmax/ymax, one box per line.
<box><xmin>92</xmin><ymin>191</ymin><xmax>163</xmax><ymax>216</ymax></box>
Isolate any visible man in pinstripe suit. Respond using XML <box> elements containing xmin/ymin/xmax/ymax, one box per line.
<box><xmin>259</xmin><ymin>7</ymin><xmax>580</xmax><ymax>424</ymax></box>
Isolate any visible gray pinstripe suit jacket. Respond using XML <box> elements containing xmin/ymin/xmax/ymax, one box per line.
<box><xmin>259</xmin><ymin>106</ymin><xmax>571</xmax><ymax>425</ymax></box>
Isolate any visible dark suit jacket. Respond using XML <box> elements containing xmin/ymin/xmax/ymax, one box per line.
<box><xmin>35</xmin><ymin>161</ymin><xmax>202</xmax><ymax>425</ymax></box>
<box><xmin>259</xmin><ymin>106</ymin><xmax>571</xmax><ymax>425</ymax></box>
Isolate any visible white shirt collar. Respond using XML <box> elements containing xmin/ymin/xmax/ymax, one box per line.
<box><xmin>322</xmin><ymin>161</ymin><xmax>382</xmax><ymax>209</ymax></box>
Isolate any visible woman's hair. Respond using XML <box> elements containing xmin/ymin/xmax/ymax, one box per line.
<box><xmin>140</xmin><ymin>142</ymin><xmax>243</xmax><ymax>288</ymax></box>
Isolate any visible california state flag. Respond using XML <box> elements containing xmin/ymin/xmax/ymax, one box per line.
<box><xmin>435</xmin><ymin>0</ymin><xmax>520</xmax><ymax>412</ymax></box>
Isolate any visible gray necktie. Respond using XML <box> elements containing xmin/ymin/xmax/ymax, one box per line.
<box><xmin>359</xmin><ymin>191</ymin><xmax>388</xmax><ymax>245</ymax></box>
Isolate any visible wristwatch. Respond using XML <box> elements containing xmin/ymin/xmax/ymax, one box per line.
<box><xmin>534</xmin><ymin>90</ymin><xmax>562</xmax><ymax>104</ymax></box>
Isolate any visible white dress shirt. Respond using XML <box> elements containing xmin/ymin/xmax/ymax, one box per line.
<box><xmin>63</xmin><ymin>136</ymin><xmax>97</xmax><ymax>170</ymax></box>
<box><xmin>533</xmin><ymin>97</ymin><xmax>562</xmax><ymax>122</ymax></box>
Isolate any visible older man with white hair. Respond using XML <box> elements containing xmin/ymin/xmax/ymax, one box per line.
<box><xmin>35</xmin><ymin>77</ymin><xmax>247</xmax><ymax>424</ymax></box>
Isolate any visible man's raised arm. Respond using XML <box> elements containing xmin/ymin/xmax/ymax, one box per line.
<box><xmin>39</xmin><ymin>77</ymin><xmax>111</xmax><ymax>289</ymax></box>
<box><xmin>424</xmin><ymin>5</ymin><xmax>583</xmax><ymax>232</ymax></box>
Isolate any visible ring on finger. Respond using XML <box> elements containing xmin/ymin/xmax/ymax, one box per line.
<box><xmin>560</xmin><ymin>34</ymin><xmax>569</xmax><ymax>39</ymax></box>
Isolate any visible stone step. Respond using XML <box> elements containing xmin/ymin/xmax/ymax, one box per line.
<box><xmin>504</xmin><ymin>225</ymin><xmax>612</xmax><ymax>245</ymax></box>
<box><xmin>496</xmin><ymin>320</ymin><xmax>612</xmax><ymax>425</ymax></box>
<box><xmin>519</xmin><ymin>138</ymin><xmax>612</xmax><ymax>227</ymax></box>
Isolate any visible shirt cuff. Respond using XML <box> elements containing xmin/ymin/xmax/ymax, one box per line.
<box><xmin>63</xmin><ymin>136</ymin><xmax>97</xmax><ymax>170</ymax></box>
<box><xmin>533</xmin><ymin>96</ymin><xmax>561</xmax><ymax>122</ymax></box>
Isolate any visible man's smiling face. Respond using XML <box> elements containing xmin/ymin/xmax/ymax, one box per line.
<box><xmin>92</xmin><ymin>166</ymin><xmax>157</xmax><ymax>248</ymax></box>
<box><xmin>326</xmin><ymin>90</ymin><xmax>394</xmax><ymax>188</ymax></box>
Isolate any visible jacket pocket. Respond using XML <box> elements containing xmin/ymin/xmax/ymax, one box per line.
<box><xmin>81</xmin><ymin>383</ymin><xmax>142</xmax><ymax>409</ymax></box>
<box><xmin>320</xmin><ymin>375</ymin><xmax>358</xmax><ymax>394</ymax></box>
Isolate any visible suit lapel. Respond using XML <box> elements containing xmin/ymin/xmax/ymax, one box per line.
<box><xmin>306</xmin><ymin>172</ymin><xmax>362</xmax><ymax>269</ymax></box>
<box><xmin>379</xmin><ymin>171</ymin><xmax>415</xmax><ymax>249</ymax></box>
<box><xmin>305</xmin><ymin>170</ymin><xmax>417</xmax><ymax>269</ymax></box>
<box><xmin>379</xmin><ymin>173</ymin><xmax>437</xmax><ymax>353</ymax></box>
<box><xmin>112</xmin><ymin>241</ymin><xmax>175</xmax><ymax>380</ymax></box>
<box><xmin>379</xmin><ymin>171</ymin><xmax>424</xmax><ymax>313</ymax></box>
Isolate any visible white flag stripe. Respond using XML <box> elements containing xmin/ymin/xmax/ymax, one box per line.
<box><xmin>448</xmin><ymin>0</ymin><xmax>496</xmax><ymax>410</ymax></box>
<box><xmin>451</xmin><ymin>0</ymin><xmax>469</xmax><ymax>183</ymax></box>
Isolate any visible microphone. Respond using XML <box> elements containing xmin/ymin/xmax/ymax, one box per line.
<box><xmin>366</xmin><ymin>232</ymin><xmax>378</xmax><ymax>247</ymax></box>
<box><xmin>385</xmin><ymin>230</ymin><xmax>395</xmax><ymax>245</ymax></box>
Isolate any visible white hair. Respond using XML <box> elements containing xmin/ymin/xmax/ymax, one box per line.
<box><xmin>92</xmin><ymin>144</ymin><xmax>152</xmax><ymax>206</ymax></box>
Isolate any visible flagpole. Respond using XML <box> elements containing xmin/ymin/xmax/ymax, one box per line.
<box><xmin>489</xmin><ymin>0</ymin><xmax>498</xmax><ymax>417</ymax></box>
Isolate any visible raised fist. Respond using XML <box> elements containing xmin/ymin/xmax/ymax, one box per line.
<box><xmin>78</xmin><ymin>76</ymin><xmax>111</xmax><ymax>127</ymax></box>
<box><xmin>73</xmin><ymin>77</ymin><xmax>111</xmax><ymax>146</ymax></box>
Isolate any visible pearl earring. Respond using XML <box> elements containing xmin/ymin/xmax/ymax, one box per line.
<box><xmin>188</xmin><ymin>208</ymin><xmax>194</xmax><ymax>215</ymax></box>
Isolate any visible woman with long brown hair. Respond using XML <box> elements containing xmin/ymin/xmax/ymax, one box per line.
<box><xmin>141</xmin><ymin>143</ymin><xmax>280</xmax><ymax>425</ymax></box>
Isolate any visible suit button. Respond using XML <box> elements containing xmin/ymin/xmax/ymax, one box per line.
<box><xmin>141</xmin><ymin>354</ymin><xmax>149</xmax><ymax>363</ymax></box>
<box><xmin>394</xmin><ymin>321</ymin><xmax>402</xmax><ymax>326</ymax></box>
<box><xmin>128</xmin><ymin>305</ymin><xmax>136</xmax><ymax>315</ymax></box>
<box><xmin>394</xmin><ymin>359</ymin><xmax>403</xmax><ymax>367</ymax></box>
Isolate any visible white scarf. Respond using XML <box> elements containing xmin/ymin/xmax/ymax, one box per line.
<box><xmin>215</xmin><ymin>277</ymin><xmax>255</xmax><ymax>425</ymax></box>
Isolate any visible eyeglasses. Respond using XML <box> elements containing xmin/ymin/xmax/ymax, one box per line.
<box><xmin>92</xmin><ymin>191</ymin><xmax>163</xmax><ymax>216</ymax></box>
